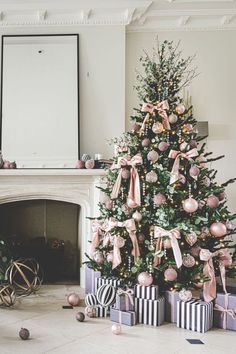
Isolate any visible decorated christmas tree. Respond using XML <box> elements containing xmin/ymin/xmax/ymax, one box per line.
<box><xmin>85</xmin><ymin>40</ymin><xmax>236</xmax><ymax>302</ymax></box>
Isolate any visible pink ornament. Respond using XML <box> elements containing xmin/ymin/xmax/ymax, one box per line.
<box><xmin>138</xmin><ymin>233</ymin><xmax>145</xmax><ymax>242</ymax></box>
<box><xmin>164</xmin><ymin>268</ymin><xmax>177</xmax><ymax>282</ymax></box>
<box><xmin>158</xmin><ymin>141</ymin><xmax>169</xmax><ymax>152</ymax></box>
<box><xmin>121</xmin><ymin>169</ymin><xmax>130</xmax><ymax>179</ymax></box>
<box><xmin>179</xmin><ymin>174</ymin><xmax>186</xmax><ymax>184</ymax></box>
<box><xmin>132</xmin><ymin>211</ymin><xmax>142</xmax><ymax>222</ymax></box>
<box><xmin>75</xmin><ymin>160</ymin><xmax>85</xmax><ymax>169</ymax></box>
<box><xmin>183</xmin><ymin>197</ymin><xmax>198</xmax><ymax>213</ymax></box>
<box><xmin>152</xmin><ymin>122</ymin><xmax>164</xmax><ymax>134</ymax></box>
<box><xmin>206</xmin><ymin>195</ymin><xmax>220</xmax><ymax>208</ymax></box>
<box><xmin>3</xmin><ymin>160</ymin><xmax>10</xmax><ymax>169</ymax></box>
<box><xmin>93</xmin><ymin>252</ymin><xmax>104</xmax><ymax>264</ymax></box>
<box><xmin>185</xmin><ymin>232</ymin><xmax>197</xmax><ymax>246</ymax></box>
<box><xmin>116</xmin><ymin>236</ymin><xmax>125</xmax><ymax>248</ymax></box>
<box><xmin>189</xmin><ymin>140</ymin><xmax>197</xmax><ymax>148</ymax></box>
<box><xmin>226</xmin><ymin>221</ymin><xmax>234</xmax><ymax>231</ymax></box>
<box><xmin>132</xmin><ymin>123</ymin><xmax>141</xmax><ymax>132</ymax></box>
<box><xmin>106</xmin><ymin>252</ymin><xmax>113</xmax><ymax>263</ymax></box>
<box><xmin>182</xmin><ymin>254</ymin><xmax>195</xmax><ymax>268</ymax></box>
<box><xmin>202</xmin><ymin>177</ymin><xmax>211</xmax><ymax>187</ymax></box>
<box><xmin>105</xmin><ymin>199</ymin><xmax>113</xmax><ymax>210</ymax></box>
<box><xmin>153</xmin><ymin>193</ymin><xmax>166</xmax><ymax>206</ymax></box>
<box><xmin>176</xmin><ymin>103</ymin><xmax>185</xmax><ymax>115</ymax></box>
<box><xmin>67</xmin><ymin>293</ymin><xmax>80</xmax><ymax>307</ymax></box>
<box><xmin>210</xmin><ymin>222</ymin><xmax>227</xmax><ymax>237</ymax></box>
<box><xmin>137</xmin><ymin>272</ymin><xmax>153</xmax><ymax>286</ymax></box>
<box><xmin>142</xmin><ymin>138</ymin><xmax>150</xmax><ymax>147</ymax></box>
<box><xmin>85</xmin><ymin>159</ymin><xmax>95</xmax><ymax>169</ymax></box>
<box><xmin>218</xmin><ymin>192</ymin><xmax>226</xmax><ymax>201</ymax></box>
<box><xmin>183</xmin><ymin>124</ymin><xmax>193</xmax><ymax>132</ymax></box>
<box><xmin>146</xmin><ymin>171</ymin><xmax>158</xmax><ymax>183</ymax></box>
<box><xmin>191</xmin><ymin>246</ymin><xmax>201</xmax><ymax>257</ymax></box>
<box><xmin>189</xmin><ymin>166</ymin><xmax>200</xmax><ymax>179</ymax></box>
<box><xmin>147</xmin><ymin>150</ymin><xmax>159</xmax><ymax>163</ymax></box>
<box><xmin>168</xmin><ymin>113</ymin><xmax>178</xmax><ymax>124</ymax></box>
<box><xmin>111</xmin><ymin>323</ymin><xmax>122</xmax><ymax>335</ymax></box>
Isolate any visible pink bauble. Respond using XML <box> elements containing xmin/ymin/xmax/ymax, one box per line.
<box><xmin>164</xmin><ymin>268</ymin><xmax>177</xmax><ymax>282</ymax></box>
<box><xmin>67</xmin><ymin>293</ymin><xmax>80</xmax><ymax>307</ymax></box>
<box><xmin>152</xmin><ymin>122</ymin><xmax>164</xmax><ymax>134</ymax></box>
<box><xmin>189</xmin><ymin>140</ymin><xmax>197</xmax><ymax>148</ymax></box>
<box><xmin>179</xmin><ymin>174</ymin><xmax>186</xmax><ymax>184</ymax></box>
<box><xmin>75</xmin><ymin>160</ymin><xmax>85</xmax><ymax>169</ymax></box>
<box><xmin>210</xmin><ymin>222</ymin><xmax>227</xmax><ymax>237</ymax></box>
<box><xmin>183</xmin><ymin>254</ymin><xmax>195</xmax><ymax>268</ymax></box>
<box><xmin>206</xmin><ymin>195</ymin><xmax>219</xmax><ymax>208</ymax></box>
<box><xmin>132</xmin><ymin>123</ymin><xmax>141</xmax><ymax>132</ymax></box>
<box><xmin>93</xmin><ymin>252</ymin><xmax>104</xmax><ymax>264</ymax></box>
<box><xmin>132</xmin><ymin>211</ymin><xmax>142</xmax><ymax>222</ymax></box>
<box><xmin>158</xmin><ymin>141</ymin><xmax>169</xmax><ymax>152</ymax></box>
<box><xmin>168</xmin><ymin>113</ymin><xmax>178</xmax><ymax>124</ymax></box>
<box><xmin>189</xmin><ymin>166</ymin><xmax>200</xmax><ymax>178</ymax></box>
<box><xmin>142</xmin><ymin>138</ymin><xmax>150</xmax><ymax>147</ymax></box>
<box><xmin>147</xmin><ymin>150</ymin><xmax>159</xmax><ymax>163</ymax></box>
<box><xmin>111</xmin><ymin>323</ymin><xmax>122</xmax><ymax>335</ymax></box>
<box><xmin>183</xmin><ymin>197</ymin><xmax>198</xmax><ymax>213</ymax></box>
<box><xmin>3</xmin><ymin>160</ymin><xmax>10</xmax><ymax>169</ymax></box>
<box><xmin>137</xmin><ymin>272</ymin><xmax>153</xmax><ymax>286</ymax></box>
<box><xmin>153</xmin><ymin>193</ymin><xmax>166</xmax><ymax>206</ymax></box>
<box><xmin>116</xmin><ymin>236</ymin><xmax>125</xmax><ymax>248</ymax></box>
<box><xmin>121</xmin><ymin>169</ymin><xmax>130</xmax><ymax>179</ymax></box>
<box><xmin>85</xmin><ymin>159</ymin><xmax>95</xmax><ymax>169</ymax></box>
<box><xmin>163</xmin><ymin>238</ymin><xmax>172</xmax><ymax>249</ymax></box>
<box><xmin>127</xmin><ymin>199</ymin><xmax>137</xmax><ymax>209</ymax></box>
<box><xmin>180</xmin><ymin>142</ymin><xmax>189</xmax><ymax>152</ymax></box>
<box><xmin>218</xmin><ymin>192</ymin><xmax>226</xmax><ymax>201</ymax></box>
<box><xmin>146</xmin><ymin>171</ymin><xmax>158</xmax><ymax>183</ymax></box>
<box><xmin>106</xmin><ymin>252</ymin><xmax>113</xmax><ymax>263</ymax></box>
<box><xmin>198</xmin><ymin>200</ymin><xmax>205</xmax><ymax>210</ymax></box>
<box><xmin>105</xmin><ymin>199</ymin><xmax>113</xmax><ymax>210</ymax></box>
<box><xmin>191</xmin><ymin>246</ymin><xmax>201</xmax><ymax>257</ymax></box>
<box><xmin>138</xmin><ymin>233</ymin><xmax>145</xmax><ymax>242</ymax></box>
<box><xmin>226</xmin><ymin>221</ymin><xmax>235</xmax><ymax>230</ymax></box>
<box><xmin>9</xmin><ymin>161</ymin><xmax>17</xmax><ymax>169</ymax></box>
<box><xmin>176</xmin><ymin>103</ymin><xmax>185</xmax><ymax>115</ymax></box>
<box><xmin>202</xmin><ymin>177</ymin><xmax>211</xmax><ymax>187</ymax></box>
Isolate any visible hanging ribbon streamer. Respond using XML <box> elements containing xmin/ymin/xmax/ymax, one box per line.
<box><xmin>91</xmin><ymin>219</ymin><xmax>104</xmax><ymax>253</ymax></box>
<box><xmin>141</xmin><ymin>100</ymin><xmax>170</xmax><ymax>130</ymax></box>
<box><xmin>168</xmin><ymin>148</ymin><xmax>199</xmax><ymax>185</ymax></box>
<box><xmin>153</xmin><ymin>226</ymin><xmax>182</xmax><ymax>268</ymax></box>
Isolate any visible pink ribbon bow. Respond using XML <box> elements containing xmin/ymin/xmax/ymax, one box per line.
<box><xmin>105</xmin><ymin>218</ymin><xmax>140</xmax><ymax>269</ymax></box>
<box><xmin>214</xmin><ymin>293</ymin><xmax>236</xmax><ymax>330</ymax></box>
<box><xmin>153</xmin><ymin>226</ymin><xmax>182</xmax><ymax>268</ymax></box>
<box><xmin>141</xmin><ymin>100</ymin><xmax>170</xmax><ymax>130</ymax></box>
<box><xmin>168</xmin><ymin>148</ymin><xmax>199</xmax><ymax>185</ymax></box>
<box><xmin>117</xmin><ymin>288</ymin><xmax>134</xmax><ymax>310</ymax></box>
<box><xmin>91</xmin><ymin>219</ymin><xmax>104</xmax><ymax>254</ymax></box>
<box><xmin>111</xmin><ymin>153</ymin><xmax>143</xmax><ymax>208</ymax></box>
<box><xmin>200</xmin><ymin>248</ymin><xmax>232</xmax><ymax>302</ymax></box>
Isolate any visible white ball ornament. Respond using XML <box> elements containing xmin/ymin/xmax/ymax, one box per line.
<box><xmin>168</xmin><ymin>113</ymin><xmax>178</xmax><ymax>124</ymax></box>
<box><xmin>137</xmin><ymin>272</ymin><xmax>153</xmax><ymax>286</ymax></box>
<box><xmin>132</xmin><ymin>211</ymin><xmax>142</xmax><ymax>222</ymax></box>
<box><xmin>182</xmin><ymin>254</ymin><xmax>196</xmax><ymax>268</ymax></box>
<box><xmin>147</xmin><ymin>150</ymin><xmax>159</xmax><ymax>163</ymax></box>
<box><xmin>152</xmin><ymin>122</ymin><xmax>164</xmax><ymax>134</ymax></box>
<box><xmin>153</xmin><ymin>193</ymin><xmax>166</xmax><ymax>206</ymax></box>
<box><xmin>176</xmin><ymin>103</ymin><xmax>185</xmax><ymax>115</ymax></box>
<box><xmin>179</xmin><ymin>288</ymin><xmax>192</xmax><ymax>302</ymax></box>
<box><xmin>183</xmin><ymin>197</ymin><xmax>198</xmax><ymax>213</ymax></box>
<box><xmin>111</xmin><ymin>323</ymin><xmax>122</xmax><ymax>335</ymax></box>
<box><xmin>146</xmin><ymin>171</ymin><xmax>158</xmax><ymax>183</ymax></box>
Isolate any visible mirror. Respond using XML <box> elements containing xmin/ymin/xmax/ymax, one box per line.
<box><xmin>0</xmin><ymin>34</ymin><xmax>79</xmax><ymax>168</ymax></box>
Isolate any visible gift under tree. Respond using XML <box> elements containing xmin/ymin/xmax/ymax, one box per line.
<box><xmin>85</xmin><ymin>39</ymin><xmax>236</xmax><ymax>302</ymax></box>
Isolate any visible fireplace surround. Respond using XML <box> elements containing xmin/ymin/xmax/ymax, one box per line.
<box><xmin>0</xmin><ymin>169</ymin><xmax>106</xmax><ymax>287</ymax></box>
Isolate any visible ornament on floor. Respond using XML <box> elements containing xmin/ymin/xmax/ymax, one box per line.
<box><xmin>132</xmin><ymin>211</ymin><xmax>142</xmax><ymax>222</ymax></box>
<box><xmin>93</xmin><ymin>251</ymin><xmax>104</xmax><ymax>264</ymax></box>
<box><xmin>0</xmin><ymin>284</ymin><xmax>16</xmax><ymax>307</ymax></box>
<box><xmin>85</xmin><ymin>159</ymin><xmax>95</xmax><ymax>169</ymax></box>
<box><xmin>19</xmin><ymin>328</ymin><xmax>30</xmax><ymax>340</ymax></box>
<box><xmin>164</xmin><ymin>268</ymin><xmax>177</xmax><ymax>282</ymax></box>
<box><xmin>206</xmin><ymin>195</ymin><xmax>219</xmax><ymax>208</ymax></box>
<box><xmin>6</xmin><ymin>258</ymin><xmax>43</xmax><ymax>296</ymax></box>
<box><xmin>76</xmin><ymin>312</ymin><xmax>85</xmax><ymax>322</ymax></box>
<box><xmin>85</xmin><ymin>293</ymin><xmax>98</xmax><ymax>307</ymax></box>
<box><xmin>152</xmin><ymin>122</ymin><xmax>164</xmax><ymax>134</ymax></box>
<box><xmin>146</xmin><ymin>171</ymin><xmax>158</xmax><ymax>183</ymax></box>
<box><xmin>158</xmin><ymin>141</ymin><xmax>169</xmax><ymax>152</ymax></box>
<box><xmin>179</xmin><ymin>288</ymin><xmax>192</xmax><ymax>302</ymax></box>
<box><xmin>182</xmin><ymin>197</ymin><xmax>198</xmax><ymax>213</ymax></box>
<box><xmin>81</xmin><ymin>154</ymin><xmax>91</xmax><ymax>162</ymax></box>
<box><xmin>3</xmin><ymin>160</ymin><xmax>11</xmax><ymax>169</ymax></box>
<box><xmin>153</xmin><ymin>193</ymin><xmax>166</xmax><ymax>206</ymax></box>
<box><xmin>185</xmin><ymin>232</ymin><xmax>197</xmax><ymax>246</ymax></box>
<box><xmin>141</xmin><ymin>138</ymin><xmax>151</xmax><ymax>147</ymax></box>
<box><xmin>137</xmin><ymin>272</ymin><xmax>153</xmax><ymax>286</ymax></box>
<box><xmin>85</xmin><ymin>306</ymin><xmax>97</xmax><ymax>318</ymax></box>
<box><xmin>182</xmin><ymin>254</ymin><xmax>196</xmax><ymax>268</ymax></box>
<box><xmin>67</xmin><ymin>292</ymin><xmax>80</xmax><ymax>307</ymax></box>
<box><xmin>147</xmin><ymin>150</ymin><xmax>159</xmax><ymax>163</ymax></box>
<box><xmin>111</xmin><ymin>323</ymin><xmax>122</xmax><ymax>335</ymax></box>
<box><xmin>168</xmin><ymin>113</ymin><xmax>178</xmax><ymax>124</ymax></box>
<box><xmin>96</xmin><ymin>284</ymin><xmax>116</xmax><ymax>307</ymax></box>
<box><xmin>75</xmin><ymin>160</ymin><xmax>85</xmax><ymax>169</ymax></box>
<box><xmin>176</xmin><ymin>103</ymin><xmax>185</xmax><ymax>115</ymax></box>
<box><xmin>209</xmin><ymin>222</ymin><xmax>227</xmax><ymax>237</ymax></box>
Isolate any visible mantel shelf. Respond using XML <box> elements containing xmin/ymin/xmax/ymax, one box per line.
<box><xmin>0</xmin><ymin>168</ymin><xmax>106</xmax><ymax>177</ymax></box>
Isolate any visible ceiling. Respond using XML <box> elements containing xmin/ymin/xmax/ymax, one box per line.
<box><xmin>0</xmin><ymin>0</ymin><xmax>235</xmax><ymax>30</ymax></box>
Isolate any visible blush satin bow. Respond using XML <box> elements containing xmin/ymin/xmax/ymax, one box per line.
<box><xmin>153</xmin><ymin>226</ymin><xmax>182</xmax><ymax>268</ymax></box>
<box><xmin>110</xmin><ymin>153</ymin><xmax>143</xmax><ymax>208</ymax></box>
<box><xmin>200</xmin><ymin>248</ymin><xmax>232</xmax><ymax>302</ymax></box>
<box><xmin>91</xmin><ymin>219</ymin><xmax>104</xmax><ymax>253</ymax></box>
<box><xmin>168</xmin><ymin>148</ymin><xmax>199</xmax><ymax>185</ymax></box>
<box><xmin>117</xmin><ymin>288</ymin><xmax>134</xmax><ymax>310</ymax></box>
<box><xmin>141</xmin><ymin>100</ymin><xmax>170</xmax><ymax>130</ymax></box>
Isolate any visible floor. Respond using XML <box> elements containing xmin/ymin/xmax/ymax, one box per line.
<box><xmin>0</xmin><ymin>285</ymin><xmax>235</xmax><ymax>354</ymax></box>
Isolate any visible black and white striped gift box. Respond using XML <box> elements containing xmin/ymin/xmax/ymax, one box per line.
<box><xmin>135</xmin><ymin>297</ymin><xmax>165</xmax><ymax>326</ymax></box>
<box><xmin>177</xmin><ymin>299</ymin><xmax>213</xmax><ymax>333</ymax></box>
<box><xmin>96</xmin><ymin>305</ymin><xmax>108</xmax><ymax>318</ymax></box>
<box><xmin>134</xmin><ymin>284</ymin><xmax>159</xmax><ymax>300</ymax></box>
<box><xmin>95</xmin><ymin>277</ymin><xmax>122</xmax><ymax>292</ymax></box>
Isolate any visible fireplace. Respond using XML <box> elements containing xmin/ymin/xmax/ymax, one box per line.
<box><xmin>0</xmin><ymin>169</ymin><xmax>105</xmax><ymax>287</ymax></box>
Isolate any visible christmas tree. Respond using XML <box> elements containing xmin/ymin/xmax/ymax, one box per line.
<box><xmin>85</xmin><ymin>40</ymin><xmax>236</xmax><ymax>302</ymax></box>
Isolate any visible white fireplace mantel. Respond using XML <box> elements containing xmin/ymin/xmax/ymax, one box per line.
<box><xmin>0</xmin><ymin>168</ymin><xmax>106</xmax><ymax>287</ymax></box>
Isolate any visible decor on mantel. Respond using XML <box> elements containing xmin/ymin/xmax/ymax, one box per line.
<box><xmin>75</xmin><ymin>154</ymin><xmax>112</xmax><ymax>169</ymax></box>
<box><xmin>0</xmin><ymin>152</ymin><xmax>17</xmax><ymax>169</ymax></box>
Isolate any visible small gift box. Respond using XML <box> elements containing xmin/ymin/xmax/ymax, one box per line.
<box><xmin>96</xmin><ymin>305</ymin><xmax>108</xmax><ymax>318</ymax></box>
<box><xmin>115</xmin><ymin>288</ymin><xmax>134</xmax><ymax>312</ymax></box>
<box><xmin>135</xmin><ymin>297</ymin><xmax>165</xmax><ymax>326</ymax></box>
<box><xmin>177</xmin><ymin>299</ymin><xmax>213</xmax><ymax>333</ymax></box>
<box><xmin>214</xmin><ymin>292</ymin><xmax>236</xmax><ymax>331</ymax></box>
<box><xmin>134</xmin><ymin>284</ymin><xmax>159</xmax><ymax>300</ymax></box>
<box><xmin>110</xmin><ymin>308</ymin><xmax>136</xmax><ymax>326</ymax></box>
<box><xmin>95</xmin><ymin>276</ymin><xmax>122</xmax><ymax>291</ymax></box>
<box><xmin>165</xmin><ymin>290</ymin><xmax>180</xmax><ymax>323</ymax></box>
<box><xmin>85</xmin><ymin>266</ymin><xmax>101</xmax><ymax>294</ymax></box>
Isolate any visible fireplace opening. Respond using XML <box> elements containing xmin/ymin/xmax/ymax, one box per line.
<box><xmin>0</xmin><ymin>200</ymin><xmax>80</xmax><ymax>284</ymax></box>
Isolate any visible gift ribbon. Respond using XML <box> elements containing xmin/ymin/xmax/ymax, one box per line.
<box><xmin>110</xmin><ymin>153</ymin><xmax>143</xmax><ymax>208</ymax></box>
<box><xmin>91</xmin><ymin>219</ymin><xmax>104</xmax><ymax>253</ymax></box>
<box><xmin>214</xmin><ymin>294</ymin><xmax>236</xmax><ymax>330</ymax></box>
<box><xmin>141</xmin><ymin>100</ymin><xmax>170</xmax><ymax>130</ymax></box>
<box><xmin>105</xmin><ymin>218</ymin><xmax>140</xmax><ymax>269</ymax></box>
<box><xmin>200</xmin><ymin>248</ymin><xmax>232</xmax><ymax>302</ymax></box>
<box><xmin>117</xmin><ymin>288</ymin><xmax>134</xmax><ymax>310</ymax></box>
<box><xmin>168</xmin><ymin>148</ymin><xmax>199</xmax><ymax>185</ymax></box>
<box><xmin>153</xmin><ymin>226</ymin><xmax>182</xmax><ymax>268</ymax></box>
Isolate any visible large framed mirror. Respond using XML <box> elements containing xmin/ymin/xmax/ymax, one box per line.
<box><xmin>0</xmin><ymin>34</ymin><xmax>79</xmax><ymax>168</ymax></box>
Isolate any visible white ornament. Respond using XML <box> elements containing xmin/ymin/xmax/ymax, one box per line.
<box><xmin>179</xmin><ymin>288</ymin><xmax>192</xmax><ymax>302</ymax></box>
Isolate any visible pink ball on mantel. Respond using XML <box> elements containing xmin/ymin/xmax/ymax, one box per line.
<box><xmin>183</xmin><ymin>197</ymin><xmax>198</xmax><ymax>213</ymax></box>
<box><xmin>158</xmin><ymin>141</ymin><xmax>169</xmax><ymax>152</ymax></box>
<box><xmin>75</xmin><ymin>160</ymin><xmax>85</xmax><ymax>169</ymax></box>
<box><xmin>85</xmin><ymin>159</ymin><xmax>95</xmax><ymax>169</ymax></box>
<box><xmin>142</xmin><ymin>138</ymin><xmax>151</xmax><ymax>147</ymax></box>
<box><xmin>67</xmin><ymin>293</ymin><xmax>80</xmax><ymax>307</ymax></box>
<box><xmin>176</xmin><ymin>103</ymin><xmax>185</xmax><ymax>115</ymax></box>
<box><xmin>3</xmin><ymin>160</ymin><xmax>10</xmax><ymax>169</ymax></box>
<box><xmin>9</xmin><ymin>161</ymin><xmax>17</xmax><ymax>169</ymax></box>
<box><xmin>153</xmin><ymin>193</ymin><xmax>166</xmax><ymax>206</ymax></box>
<box><xmin>189</xmin><ymin>166</ymin><xmax>200</xmax><ymax>178</ymax></box>
<box><xmin>164</xmin><ymin>268</ymin><xmax>178</xmax><ymax>282</ymax></box>
<box><xmin>210</xmin><ymin>222</ymin><xmax>227</xmax><ymax>237</ymax></box>
<box><xmin>137</xmin><ymin>272</ymin><xmax>153</xmax><ymax>287</ymax></box>
<box><xmin>206</xmin><ymin>195</ymin><xmax>220</xmax><ymax>208</ymax></box>
<box><xmin>121</xmin><ymin>169</ymin><xmax>130</xmax><ymax>179</ymax></box>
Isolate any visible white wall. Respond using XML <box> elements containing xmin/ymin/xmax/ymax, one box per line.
<box><xmin>0</xmin><ymin>25</ymin><xmax>126</xmax><ymax>160</ymax></box>
<box><xmin>126</xmin><ymin>31</ymin><xmax>236</xmax><ymax>213</ymax></box>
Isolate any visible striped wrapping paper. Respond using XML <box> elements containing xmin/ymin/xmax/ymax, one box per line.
<box><xmin>134</xmin><ymin>284</ymin><xmax>159</xmax><ymax>300</ymax></box>
<box><xmin>96</xmin><ymin>305</ymin><xmax>108</xmax><ymax>318</ymax></box>
<box><xmin>95</xmin><ymin>277</ymin><xmax>123</xmax><ymax>292</ymax></box>
<box><xmin>135</xmin><ymin>297</ymin><xmax>165</xmax><ymax>326</ymax></box>
<box><xmin>177</xmin><ymin>299</ymin><xmax>213</xmax><ymax>333</ymax></box>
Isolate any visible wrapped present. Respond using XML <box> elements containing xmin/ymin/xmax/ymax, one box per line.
<box><xmin>115</xmin><ymin>288</ymin><xmax>134</xmax><ymax>311</ymax></box>
<box><xmin>85</xmin><ymin>266</ymin><xmax>101</xmax><ymax>294</ymax></box>
<box><xmin>135</xmin><ymin>297</ymin><xmax>165</xmax><ymax>326</ymax></box>
<box><xmin>95</xmin><ymin>276</ymin><xmax>122</xmax><ymax>291</ymax></box>
<box><xmin>96</xmin><ymin>305</ymin><xmax>108</xmax><ymax>318</ymax></box>
<box><xmin>214</xmin><ymin>292</ymin><xmax>236</xmax><ymax>331</ymax></box>
<box><xmin>110</xmin><ymin>308</ymin><xmax>136</xmax><ymax>326</ymax></box>
<box><xmin>134</xmin><ymin>284</ymin><xmax>159</xmax><ymax>300</ymax></box>
<box><xmin>177</xmin><ymin>299</ymin><xmax>213</xmax><ymax>333</ymax></box>
<box><xmin>165</xmin><ymin>290</ymin><xmax>180</xmax><ymax>323</ymax></box>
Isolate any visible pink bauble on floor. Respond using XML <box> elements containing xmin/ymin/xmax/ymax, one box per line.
<box><xmin>137</xmin><ymin>272</ymin><xmax>153</xmax><ymax>286</ymax></box>
<box><xmin>164</xmin><ymin>268</ymin><xmax>177</xmax><ymax>282</ymax></box>
<box><xmin>183</xmin><ymin>197</ymin><xmax>198</xmax><ymax>213</ymax></box>
<box><xmin>67</xmin><ymin>292</ymin><xmax>80</xmax><ymax>307</ymax></box>
<box><xmin>111</xmin><ymin>323</ymin><xmax>122</xmax><ymax>335</ymax></box>
<box><xmin>206</xmin><ymin>195</ymin><xmax>219</xmax><ymax>208</ymax></box>
<box><xmin>210</xmin><ymin>222</ymin><xmax>227</xmax><ymax>237</ymax></box>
